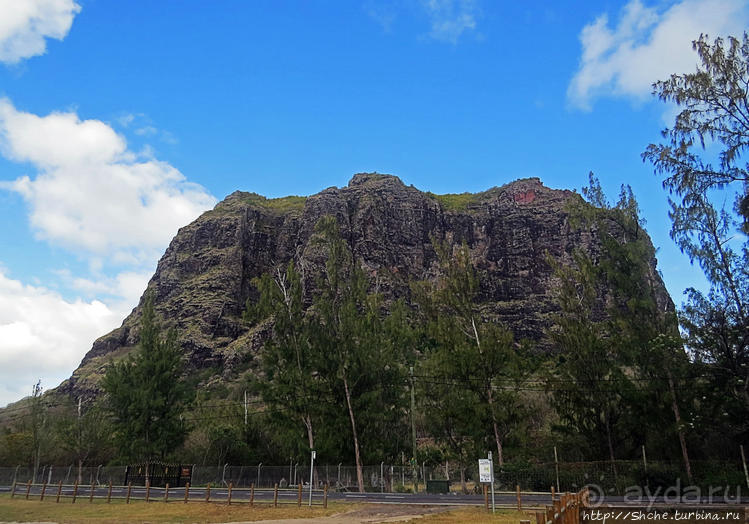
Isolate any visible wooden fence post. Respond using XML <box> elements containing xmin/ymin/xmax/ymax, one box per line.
<box><xmin>165</xmin><ymin>483</ymin><xmax>170</xmax><ymax>503</ymax></box>
<box><xmin>323</xmin><ymin>483</ymin><xmax>328</xmax><ymax>508</ymax></box>
<box><xmin>570</xmin><ymin>493</ymin><xmax>575</xmax><ymax>524</ymax></box>
<box><xmin>551</xmin><ymin>485</ymin><xmax>555</xmax><ymax>504</ymax></box>
<box><xmin>25</xmin><ymin>479</ymin><xmax>32</xmax><ymax>500</ymax></box>
<box><xmin>184</xmin><ymin>482</ymin><xmax>190</xmax><ymax>503</ymax></box>
<box><xmin>297</xmin><ymin>482</ymin><xmax>302</xmax><ymax>506</ymax></box>
<box><xmin>205</xmin><ymin>483</ymin><xmax>211</xmax><ymax>502</ymax></box>
<box><xmin>250</xmin><ymin>483</ymin><xmax>255</xmax><ymax>506</ymax></box>
<box><xmin>274</xmin><ymin>483</ymin><xmax>278</xmax><ymax>507</ymax></box>
<box><xmin>107</xmin><ymin>481</ymin><xmax>112</xmax><ymax>503</ymax></box>
<box><xmin>126</xmin><ymin>482</ymin><xmax>132</xmax><ymax>504</ymax></box>
<box><xmin>89</xmin><ymin>482</ymin><xmax>95</xmax><ymax>503</ymax></box>
<box><xmin>517</xmin><ymin>484</ymin><xmax>522</xmax><ymax>511</ymax></box>
<box><xmin>56</xmin><ymin>481</ymin><xmax>62</xmax><ymax>503</ymax></box>
<box><xmin>227</xmin><ymin>482</ymin><xmax>233</xmax><ymax>505</ymax></box>
<box><xmin>484</xmin><ymin>484</ymin><xmax>489</xmax><ymax>511</ymax></box>
<box><xmin>40</xmin><ymin>481</ymin><xmax>47</xmax><ymax>501</ymax></box>
<box><xmin>72</xmin><ymin>480</ymin><xmax>78</xmax><ymax>504</ymax></box>
<box><xmin>562</xmin><ymin>494</ymin><xmax>567</xmax><ymax>524</ymax></box>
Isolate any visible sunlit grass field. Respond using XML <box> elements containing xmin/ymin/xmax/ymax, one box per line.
<box><xmin>0</xmin><ymin>494</ymin><xmax>342</xmax><ymax>522</ymax></box>
<box><xmin>0</xmin><ymin>493</ymin><xmax>538</xmax><ymax>523</ymax></box>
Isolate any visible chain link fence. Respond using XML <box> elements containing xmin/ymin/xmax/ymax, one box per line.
<box><xmin>1</xmin><ymin>460</ymin><xmax>745</xmax><ymax>494</ymax></box>
<box><xmin>0</xmin><ymin>465</ymin><xmax>127</xmax><ymax>486</ymax></box>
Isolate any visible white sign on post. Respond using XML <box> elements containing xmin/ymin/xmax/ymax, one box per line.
<box><xmin>478</xmin><ymin>459</ymin><xmax>493</xmax><ymax>483</ymax></box>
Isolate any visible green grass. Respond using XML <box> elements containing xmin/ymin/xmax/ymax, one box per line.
<box><xmin>428</xmin><ymin>192</ymin><xmax>483</xmax><ymax>211</ymax></box>
<box><xmin>0</xmin><ymin>494</ymin><xmax>541</xmax><ymax>524</ymax></box>
<box><xmin>0</xmin><ymin>494</ymin><xmax>343</xmax><ymax>523</ymax></box>
<box><xmin>204</xmin><ymin>192</ymin><xmax>307</xmax><ymax>218</ymax></box>
<box><xmin>242</xmin><ymin>193</ymin><xmax>307</xmax><ymax>213</ymax></box>
<box><xmin>420</xmin><ymin>507</ymin><xmax>541</xmax><ymax>523</ymax></box>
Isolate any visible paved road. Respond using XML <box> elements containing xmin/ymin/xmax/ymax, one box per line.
<box><xmin>2</xmin><ymin>485</ymin><xmax>747</xmax><ymax>507</ymax></box>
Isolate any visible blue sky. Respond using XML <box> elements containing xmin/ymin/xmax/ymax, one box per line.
<box><xmin>0</xmin><ymin>0</ymin><xmax>747</xmax><ymax>407</ymax></box>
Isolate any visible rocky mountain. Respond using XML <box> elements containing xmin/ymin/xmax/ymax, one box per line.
<box><xmin>54</xmin><ymin>173</ymin><xmax>672</xmax><ymax>400</ymax></box>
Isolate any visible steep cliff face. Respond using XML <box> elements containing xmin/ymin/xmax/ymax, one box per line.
<box><xmin>58</xmin><ymin>173</ymin><xmax>673</xmax><ymax>397</ymax></box>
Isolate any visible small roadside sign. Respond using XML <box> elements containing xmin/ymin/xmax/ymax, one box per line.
<box><xmin>478</xmin><ymin>459</ymin><xmax>493</xmax><ymax>483</ymax></box>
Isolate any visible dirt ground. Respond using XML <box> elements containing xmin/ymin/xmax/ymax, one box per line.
<box><xmin>225</xmin><ymin>504</ymin><xmax>454</xmax><ymax>523</ymax></box>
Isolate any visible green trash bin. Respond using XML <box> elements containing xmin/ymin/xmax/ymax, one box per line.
<box><xmin>426</xmin><ymin>479</ymin><xmax>450</xmax><ymax>494</ymax></box>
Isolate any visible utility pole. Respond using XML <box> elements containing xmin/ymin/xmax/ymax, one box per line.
<box><xmin>309</xmin><ymin>450</ymin><xmax>316</xmax><ymax>506</ymax></box>
<box><xmin>488</xmin><ymin>451</ymin><xmax>495</xmax><ymax>514</ymax></box>
<box><xmin>31</xmin><ymin>381</ymin><xmax>43</xmax><ymax>485</ymax></box>
<box><xmin>553</xmin><ymin>446</ymin><xmax>560</xmax><ymax>493</ymax></box>
<box><xmin>77</xmin><ymin>397</ymin><xmax>82</xmax><ymax>484</ymax></box>
<box><xmin>410</xmin><ymin>366</ymin><xmax>418</xmax><ymax>493</ymax></box>
<box><xmin>243</xmin><ymin>390</ymin><xmax>248</xmax><ymax>427</ymax></box>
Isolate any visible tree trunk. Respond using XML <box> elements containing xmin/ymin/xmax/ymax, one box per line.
<box><xmin>33</xmin><ymin>444</ymin><xmax>40</xmax><ymax>484</ymax></box>
<box><xmin>460</xmin><ymin>466</ymin><xmax>467</xmax><ymax>494</ymax></box>
<box><xmin>303</xmin><ymin>414</ymin><xmax>315</xmax><ymax>451</ymax></box>
<box><xmin>77</xmin><ymin>459</ymin><xmax>83</xmax><ymax>484</ymax></box>
<box><xmin>486</xmin><ymin>387</ymin><xmax>504</xmax><ymax>466</ymax></box>
<box><xmin>605</xmin><ymin>412</ymin><xmax>618</xmax><ymax>482</ymax></box>
<box><xmin>343</xmin><ymin>375</ymin><xmax>365</xmax><ymax>493</ymax></box>
<box><xmin>473</xmin><ymin>316</ymin><xmax>505</xmax><ymax>466</ymax></box>
<box><xmin>667</xmin><ymin>368</ymin><xmax>693</xmax><ymax>484</ymax></box>
<box><xmin>303</xmin><ymin>414</ymin><xmax>319</xmax><ymax>487</ymax></box>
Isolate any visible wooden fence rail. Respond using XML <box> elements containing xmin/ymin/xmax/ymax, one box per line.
<box><xmin>9</xmin><ymin>480</ymin><xmax>329</xmax><ymax>508</ymax></box>
<box><xmin>534</xmin><ymin>488</ymin><xmax>589</xmax><ymax>524</ymax></box>
<box><xmin>479</xmin><ymin>486</ymin><xmax>588</xmax><ymax>513</ymax></box>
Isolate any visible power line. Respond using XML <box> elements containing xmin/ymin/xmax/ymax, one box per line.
<box><xmin>0</xmin><ymin>370</ymin><xmax>720</xmax><ymax>421</ymax></box>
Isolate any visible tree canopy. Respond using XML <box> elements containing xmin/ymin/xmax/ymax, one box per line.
<box><xmin>102</xmin><ymin>292</ymin><xmax>191</xmax><ymax>462</ymax></box>
<box><xmin>643</xmin><ymin>32</ymin><xmax>749</xmax><ymax>445</ymax></box>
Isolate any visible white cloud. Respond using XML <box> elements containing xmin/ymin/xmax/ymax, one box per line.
<box><xmin>0</xmin><ymin>98</ymin><xmax>217</xmax><ymax>406</ymax></box>
<box><xmin>0</xmin><ymin>98</ymin><xmax>217</xmax><ymax>266</ymax></box>
<box><xmin>365</xmin><ymin>0</ymin><xmax>479</xmax><ymax>43</ymax></box>
<box><xmin>134</xmin><ymin>125</ymin><xmax>157</xmax><ymax>137</ymax></box>
<box><xmin>422</xmin><ymin>0</ymin><xmax>478</xmax><ymax>43</ymax></box>
<box><xmin>0</xmin><ymin>0</ymin><xmax>80</xmax><ymax>64</ymax></box>
<box><xmin>365</xmin><ymin>1</ymin><xmax>398</xmax><ymax>33</ymax></box>
<box><xmin>0</xmin><ymin>268</ymin><xmax>125</xmax><ymax>407</ymax></box>
<box><xmin>57</xmin><ymin>268</ymin><xmax>152</xmax><ymax>307</ymax></box>
<box><xmin>116</xmin><ymin>113</ymin><xmax>136</xmax><ymax>128</ymax></box>
<box><xmin>568</xmin><ymin>0</ymin><xmax>749</xmax><ymax>110</ymax></box>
